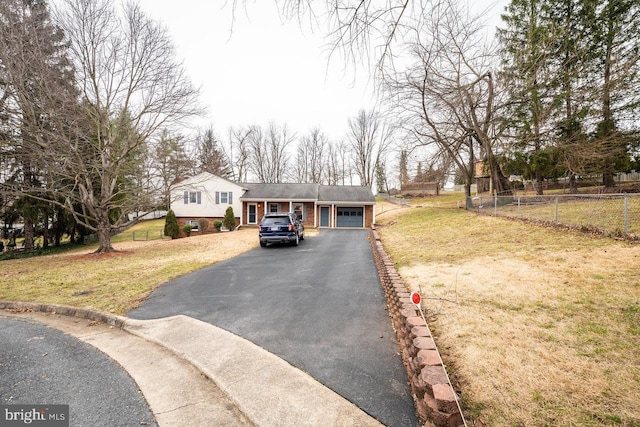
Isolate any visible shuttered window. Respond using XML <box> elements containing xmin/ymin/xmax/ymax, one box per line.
<box><xmin>215</xmin><ymin>191</ymin><xmax>233</xmax><ymax>205</ymax></box>
<box><xmin>183</xmin><ymin>191</ymin><xmax>201</xmax><ymax>204</ymax></box>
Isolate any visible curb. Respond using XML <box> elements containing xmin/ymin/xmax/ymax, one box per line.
<box><xmin>0</xmin><ymin>301</ymin><xmax>127</xmax><ymax>327</ymax></box>
<box><xmin>369</xmin><ymin>228</ymin><xmax>464</xmax><ymax>427</ymax></box>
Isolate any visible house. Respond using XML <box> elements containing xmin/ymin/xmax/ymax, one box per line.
<box><xmin>170</xmin><ymin>173</ymin><xmax>245</xmax><ymax>234</ymax></box>
<box><xmin>170</xmin><ymin>173</ymin><xmax>376</xmax><ymax>235</ymax></box>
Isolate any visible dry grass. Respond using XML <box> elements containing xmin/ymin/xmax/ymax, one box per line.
<box><xmin>376</xmin><ymin>197</ymin><xmax>640</xmax><ymax>426</ymax></box>
<box><xmin>0</xmin><ymin>228</ymin><xmax>260</xmax><ymax>314</ymax></box>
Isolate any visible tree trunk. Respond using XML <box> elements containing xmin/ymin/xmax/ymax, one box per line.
<box><xmin>603</xmin><ymin>168</ymin><xmax>616</xmax><ymax>188</ymax></box>
<box><xmin>95</xmin><ymin>214</ymin><xmax>115</xmax><ymax>253</ymax></box>
<box><xmin>569</xmin><ymin>173</ymin><xmax>578</xmax><ymax>194</ymax></box>
<box><xmin>54</xmin><ymin>207</ymin><xmax>64</xmax><ymax>247</ymax></box>
<box><xmin>42</xmin><ymin>213</ymin><xmax>49</xmax><ymax>249</ymax></box>
<box><xmin>535</xmin><ymin>170</ymin><xmax>544</xmax><ymax>195</ymax></box>
<box><xmin>23</xmin><ymin>215</ymin><xmax>35</xmax><ymax>250</ymax></box>
<box><xmin>464</xmin><ymin>180</ymin><xmax>472</xmax><ymax>199</ymax></box>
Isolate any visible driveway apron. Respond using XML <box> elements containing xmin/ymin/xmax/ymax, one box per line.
<box><xmin>128</xmin><ymin>229</ymin><xmax>420</xmax><ymax>427</ymax></box>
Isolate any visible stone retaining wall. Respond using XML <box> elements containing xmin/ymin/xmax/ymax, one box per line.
<box><xmin>369</xmin><ymin>228</ymin><xmax>464</xmax><ymax>427</ymax></box>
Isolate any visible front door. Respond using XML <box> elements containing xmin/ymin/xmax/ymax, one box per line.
<box><xmin>248</xmin><ymin>204</ymin><xmax>257</xmax><ymax>225</ymax></box>
<box><xmin>320</xmin><ymin>206</ymin><xmax>330</xmax><ymax>227</ymax></box>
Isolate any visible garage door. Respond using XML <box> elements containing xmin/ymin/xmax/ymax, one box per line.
<box><xmin>336</xmin><ymin>207</ymin><xmax>364</xmax><ymax>227</ymax></box>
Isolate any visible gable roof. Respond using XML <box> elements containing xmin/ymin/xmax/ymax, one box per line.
<box><xmin>239</xmin><ymin>182</ymin><xmax>375</xmax><ymax>203</ymax></box>
<box><xmin>175</xmin><ymin>172</ymin><xmax>246</xmax><ymax>190</ymax></box>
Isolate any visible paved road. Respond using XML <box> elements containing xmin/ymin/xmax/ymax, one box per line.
<box><xmin>0</xmin><ymin>316</ymin><xmax>157</xmax><ymax>427</ymax></box>
<box><xmin>129</xmin><ymin>229</ymin><xmax>420</xmax><ymax>427</ymax></box>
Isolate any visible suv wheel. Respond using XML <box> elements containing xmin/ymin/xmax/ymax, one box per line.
<box><xmin>292</xmin><ymin>233</ymin><xmax>299</xmax><ymax>246</ymax></box>
<box><xmin>260</xmin><ymin>241</ymin><xmax>267</xmax><ymax>248</ymax></box>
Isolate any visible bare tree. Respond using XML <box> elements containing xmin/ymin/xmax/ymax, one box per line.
<box><xmin>222</xmin><ymin>126</ymin><xmax>253</xmax><ymax>182</ymax></box>
<box><xmin>234</xmin><ymin>0</ymin><xmax>432</xmax><ymax>72</ymax></box>
<box><xmin>294</xmin><ymin>127</ymin><xmax>328</xmax><ymax>183</ymax></box>
<box><xmin>249</xmin><ymin>122</ymin><xmax>294</xmax><ymax>183</ymax></box>
<box><xmin>384</xmin><ymin>0</ymin><xmax>509</xmax><ymax>197</ymax></box>
<box><xmin>346</xmin><ymin>109</ymin><xmax>394</xmax><ymax>188</ymax></box>
<box><xmin>48</xmin><ymin>0</ymin><xmax>201</xmax><ymax>252</ymax></box>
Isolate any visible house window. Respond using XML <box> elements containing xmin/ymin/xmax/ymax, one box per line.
<box><xmin>269</xmin><ymin>203</ymin><xmax>279</xmax><ymax>213</ymax></box>
<box><xmin>215</xmin><ymin>191</ymin><xmax>233</xmax><ymax>204</ymax></box>
<box><xmin>186</xmin><ymin>220</ymin><xmax>200</xmax><ymax>230</ymax></box>
<box><xmin>184</xmin><ymin>191</ymin><xmax>201</xmax><ymax>204</ymax></box>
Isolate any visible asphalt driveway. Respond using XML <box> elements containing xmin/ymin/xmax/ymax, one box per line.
<box><xmin>128</xmin><ymin>229</ymin><xmax>419</xmax><ymax>427</ymax></box>
<box><xmin>0</xmin><ymin>316</ymin><xmax>157</xmax><ymax>427</ymax></box>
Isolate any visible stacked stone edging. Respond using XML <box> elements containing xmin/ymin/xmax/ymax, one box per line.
<box><xmin>369</xmin><ymin>228</ymin><xmax>464</xmax><ymax>427</ymax></box>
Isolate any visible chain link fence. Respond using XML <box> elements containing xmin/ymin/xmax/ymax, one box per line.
<box><xmin>377</xmin><ymin>193</ymin><xmax>410</xmax><ymax>206</ymax></box>
<box><xmin>468</xmin><ymin>193</ymin><xmax>640</xmax><ymax>238</ymax></box>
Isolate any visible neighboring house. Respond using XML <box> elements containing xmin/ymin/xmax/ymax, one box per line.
<box><xmin>170</xmin><ymin>173</ymin><xmax>377</xmax><ymax>234</ymax></box>
<box><xmin>170</xmin><ymin>172</ymin><xmax>245</xmax><ymax>234</ymax></box>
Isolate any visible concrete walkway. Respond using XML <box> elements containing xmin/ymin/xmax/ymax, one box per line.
<box><xmin>1</xmin><ymin>307</ymin><xmax>383</xmax><ymax>427</ymax></box>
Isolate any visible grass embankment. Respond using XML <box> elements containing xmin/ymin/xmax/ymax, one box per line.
<box><xmin>0</xmin><ymin>224</ymin><xmax>259</xmax><ymax>313</ymax></box>
<box><xmin>376</xmin><ymin>195</ymin><xmax>640</xmax><ymax>426</ymax></box>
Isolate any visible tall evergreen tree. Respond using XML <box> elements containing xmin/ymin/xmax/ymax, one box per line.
<box><xmin>153</xmin><ymin>129</ymin><xmax>191</xmax><ymax>209</ymax></box>
<box><xmin>195</xmin><ymin>127</ymin><xmax>231</xmax><ymax>177</ymax></box>
<box><xmin>398</xmin><ymin>149</ymin><xmax>409</xmax><ymax>188</ymax></box>
<box><xmin>588</xmin><ymin>0</ymin><xmax>640</xmax><ymax>187</ymax></box>
<box><xmin>0</xmin><ymin>0</ymin><xmax>76</xmax><ymax>249</ymax></box>
<box><xmin>498</xmin><ymin>0</ymin><xmax>561</xmax><ymax>195</ymax></box>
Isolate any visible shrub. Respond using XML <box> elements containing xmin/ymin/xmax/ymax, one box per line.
<box><xmin>223</xmin><ymin>207</ymin><xmax>236</xmax><ymax>231</ymax></box>
<box><xmin>182</xmin><ymin>224</ymin><xmax>193</xmax><ymax>237</ymax></box>
<box><xmin>164</xmin><ymin>210</ymin><xmax>179</xmax><ymax>239</ymax></box>
<box><xmin>213</xmin><ymin>220</ymin><xmax>222</xmax><ymax>231</ymax></box>
<box><xmin>198</xmin><ymin>218</ymin><xmax>209</xmax><ymax>233</ymax></box>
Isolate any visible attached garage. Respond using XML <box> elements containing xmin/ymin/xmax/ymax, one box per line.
<box><xmin>336</xmin><ymin>207</ymin><xmax>364</xmax><ymax>227</ymax></box>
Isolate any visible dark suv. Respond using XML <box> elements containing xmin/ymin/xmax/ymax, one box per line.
<box><xmin>259</xmin><ymin>212</ymin><xmax>305</xmax><ymax>247</ymax></box>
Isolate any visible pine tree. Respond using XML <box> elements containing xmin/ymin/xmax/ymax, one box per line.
<box><xmin>498</xmin><ymin>0</ymin><xmax>561</xmax><ymax>195</ymax></box>
<box><xmin>588</xmin><ymin>0</ymin><xmax>640</xmax><ymax>187</ymax></box>
<box><xmin>195</xmin><ymin>127</ymin><xmax>232</xmax><ymax>177</ymax></box>
<box><xmin>398</xmin><ymin>150</ymin><xmax>409</xmax><ymax>188</ymax></box>
<box><xmin>164</xmin><ymin>210</ymin><xmax>179</xmax><ymax>239</ymax></box>
<box><xmin>223</xmin><ymin>207</ymin><xmax>236</xmax><ymax>231</ymax></box>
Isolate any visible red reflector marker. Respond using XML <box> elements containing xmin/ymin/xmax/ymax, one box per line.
<box><xmin>410</xmin><ymin>292</ymin><xmax>421</xmax><ymax>306</ymax></box>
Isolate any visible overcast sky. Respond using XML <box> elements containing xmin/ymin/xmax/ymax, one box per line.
<box><xmin>137</xmin><ymin>1</ymin><xmax>507</xmax><ymax>142</ymax></box>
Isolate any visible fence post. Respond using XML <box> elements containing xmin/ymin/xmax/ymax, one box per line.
<box><xmin>554</xmin><ymin>197</ymin><xmax>559</xmax><ymax>223</ymax></box>
<box><xmin>517</xmin><ymin>197</ymin><xmax>521</xmax><ymax>218</ymax></box>
<box><xmin>624</xmin><ymin>195</ymin><xmax>629</xmax><ymax>234</ymax></box>
<box><xmin>494</xmin><ymin>195</ymin><xmax>498</xmax><ymax>217</ymax></box>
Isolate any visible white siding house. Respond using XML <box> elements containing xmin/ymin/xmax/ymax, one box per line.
<box><xmin>170</xmin><ymin>173</ymin><xmax>245</xmax><ymax>233</ymax></box>
<box><xmin>170</xmin><ymin>173</ymin><xmax>376</xmax><ymax>236</ymax></box>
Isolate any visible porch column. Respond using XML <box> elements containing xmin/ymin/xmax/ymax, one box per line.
<box><xmin>372</xmin><ymin>204</ymin><xmax>376</xmax><ymax>227</ymax></box>
<box><xmin>314</xmin><ymin>203</ymin><xmax>318</xmax><ymax>228</ymax></box>
<box><xmin>331</xmin><ymin>204</ymin><xmax>335</xmax><ymax>228</ymax></box>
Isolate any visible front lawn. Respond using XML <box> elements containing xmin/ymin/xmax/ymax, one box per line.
<box><xmin>376</xmin><ymin>196</ymin><xmax>640</xmax><ymax>426</ymax></box>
